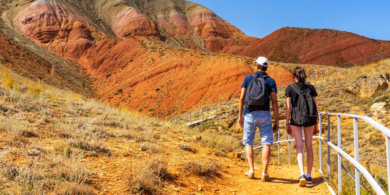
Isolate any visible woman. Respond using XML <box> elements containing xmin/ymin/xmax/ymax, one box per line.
<box><xmin>285</xmin><ymin>67</ymin><xmax>319</xmax><ymax>187</ymax></box>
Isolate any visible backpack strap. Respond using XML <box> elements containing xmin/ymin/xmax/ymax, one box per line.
<box><xmin>252</xmin><ymin>73</ymin><xmax>257</xmax><ymax>79</ymax></box>
<box><xmin>291</xmin><ymin>83</ymin><xmax>302</xmax><ymax>95</ymax></box>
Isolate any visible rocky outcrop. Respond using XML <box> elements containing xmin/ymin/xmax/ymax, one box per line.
<box><xmin>112</xmin><ymin>6</ymin><xmax>162</xmax><ymax>40</ymax></box>
<box><xmin>345</xmin><ymin>73</ymin><xmax>390</xmax><ymax>97</ymax></box>
<box><xmin>232</xmin><ymin>27</ymin><xmax>390</xmax><ymax>65</ymax></box>
<box><xmin>370</xmin><ymin>102</ymin><xmax>387</xmax><ymax>115</ymax></box>
<box><xmin>14</xmin><ymin>0</ymin><xmax>100</xmax><ymax>60</ymax></box>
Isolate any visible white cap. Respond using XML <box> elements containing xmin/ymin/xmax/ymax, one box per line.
<box><xmin>254</xmin><ymin>57</ymin><xmax>268</xmax><ymax>67</ymax></box>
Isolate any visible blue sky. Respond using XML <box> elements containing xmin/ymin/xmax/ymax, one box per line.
<box><xmin>189</xmin><ymin>0</ymin><xmax>390</xmax><ymax>40</ymax></box>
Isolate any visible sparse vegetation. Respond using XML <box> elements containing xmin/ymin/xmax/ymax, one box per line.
<box><xmin>128</xmin><ymin>157</ymin><xmax>167</xmax><ymax>194</ymax></box>
<box><xmin>183</xmin><ymin>159</ymin><xmax>220</xmax><ymax>176</ymax></box>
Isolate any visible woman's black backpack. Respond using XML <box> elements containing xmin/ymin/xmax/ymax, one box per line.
<box><xmin>292</xmin><ymin>84</ymin><xmax>318</xmax><ymax>126</ymax></box>
<box><xmin>244</xmin><ymin>74</ymin><xmax>270</xmax><ymax>111</ymax></box>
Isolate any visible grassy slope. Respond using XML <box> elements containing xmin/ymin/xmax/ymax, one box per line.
<box><xmin>0</xmin><ymin>65</ymin><xmax>240</xmax><ymax>194</ymax></box>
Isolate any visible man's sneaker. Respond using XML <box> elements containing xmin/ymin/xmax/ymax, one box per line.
<box><xmin>306</xmin><ymin>177</ymin><xmax>313</xmax><ymax>184</ymax></box>
<box><xmin>299</xmin><ymin>175</ymin><xmax>307</xmax><ymax>187</ymax></box>
<box><xmin>261</xmin><ymin>175</ymin><xmax>271</xmax><ymax>182</ymax></box>
<box><xmin>244</xmin><ymin>171</ymin><xmax>254</xmax><ymax>179</ymax></box>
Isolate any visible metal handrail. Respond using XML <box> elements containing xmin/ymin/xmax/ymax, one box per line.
<box><xmin>234</xmin><ymin>112</ymin><xmax>390</xmax><ymax>195</ymax></box>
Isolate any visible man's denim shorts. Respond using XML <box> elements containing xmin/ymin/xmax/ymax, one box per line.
<box><xmin>243</xmin><ymin>111</ymin><xmax>273</xmax><ymax>146</ymax></box>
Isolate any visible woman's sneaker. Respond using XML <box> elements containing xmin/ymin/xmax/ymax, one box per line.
<box><xmin>299</xmin><ymin>175</ymin><xmax>307</xmax><ymax>187</ymax></box>
<box><xmin>306</xmin><ymin>177</ymin><xmax>313</xmax><ymax>184</ymax></box>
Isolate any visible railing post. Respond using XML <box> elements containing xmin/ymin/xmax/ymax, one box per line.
<box><xmin>319</xmin><ymin>114</ymin><xmax>322</xmax><ymax>171</ymax></box>
<box><xmin>373</xmin><ymin>56</ymin><xmax>375</xmax><ymax>65</ymax></box>
<box><xmin>278</xmin><ymin>127</ymin><xmax>280</xmax><ymax>165</ymax></box>
<box><xmin>353</xmin><ymin>117</ymin><xmax>360</xmax><ymax>195</ymax></box>
<box><xmin>328</xmin><ymin>115</ymin><xmax>331</xmax><ymax>182</ymax></box>
<box><xmin>386</xmin><ymin>136</ymin><xmax>390</xmax><ymax>195</ymax></box>
<box><xmin>364</xmin><ymin>58</ymin><xmax>366</xmax><ymax>67</ymax></box>
<box><xmin>382</xmin><ymin>52</ymin><xmax>384</xmax><ymax>64</ymax></box>
<box><xmin>202</xmin><ymin>108</ymin><xmax>204</xmax><ymax>121</ymax></box>
<box><xmin>190</xmin><ymin>112</ymin><xmax>192</xmax><ymax>124</ymax></box>
<box><xmin>345</xmin><ymin>63</ymin><xmax>347</xmax><ymax>69</ymax></box>
<box><xmin>288</xmin><ymin>134</ymin><xmax>291</xmax><ymax>165</ymax></box>
<box><xmin>216</xmin><ymin>103</ymin><xmax>218</xmax><ymax>116</ymax></box>
<box><xmin>337</xmin><ymin>115</ymin><xmax>342</xmax><ymax>194</ymax></box>
<box><xmin>355</xmin><ymin>60</ymin><xmax>357</xmax><ymax>67</ymax></box>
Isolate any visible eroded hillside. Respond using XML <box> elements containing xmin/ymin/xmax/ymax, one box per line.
<box><xmin>77</xmin><ymin>37</ymin><xmax>259</xmax><ymax>117</ymax></box>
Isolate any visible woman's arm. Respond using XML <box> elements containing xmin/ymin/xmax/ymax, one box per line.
<box><xmin>313</xmin><ymin>97</ymin><xmax>319</xmax><ymax>135</ymax></box>
<box><xmin>286</xmin><ymin>97</ymin><xmax>292</xmax><ymax>135</ymax></box>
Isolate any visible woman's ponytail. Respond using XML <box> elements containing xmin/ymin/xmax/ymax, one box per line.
<box><xmin>293</xmin><ymin>67</ymin><xmax>307</xmax><ymax>86</ymax></box>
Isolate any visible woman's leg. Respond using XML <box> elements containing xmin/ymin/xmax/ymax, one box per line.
<box><xmin>304</xmin><ymin>125</ymin><xmax>315</xmax><ymax>175</ymax></box>
<box><xmin>291</xmin><ymin>126</ymin><xmax>305</xmax><ymax>176</ymax></box>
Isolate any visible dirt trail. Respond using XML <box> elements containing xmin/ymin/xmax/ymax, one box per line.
<box><xmin>86</xmin><ymin>134</ymin><xmax>330</xmax><ymax>195</ymax></box>
<box><xmin>222</xmin><ymin>162</ymin><xmax>330</xmax><ymax>195</ymax></box>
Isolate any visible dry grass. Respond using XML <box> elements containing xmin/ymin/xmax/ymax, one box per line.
<box><xmin>140</xmin><ymin>142</ymin><xmax>162</xmax><ymax>154</ymax></box>
<box><xmin>129</xmin><ymin>157</ymin><xmax>167</xmax><ymax>194</ymax></box>
<box><xmin>0</xmin><ymin>116</ymin><xmax>37</xmax><ymax>146</ymax></box>
<box><xmin>182</xmin><ymin>159</ymin><xmax>220</xmax><ymax>177</ymax></box>
<box><xmin>1</xmin><ymin>152</ymin><xmax>91</xmax><ymax>195</ymax></box>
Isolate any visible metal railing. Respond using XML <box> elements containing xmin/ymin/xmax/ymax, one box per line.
<box><xmin>234</xmin><ymin>112</ymin><xmax>390</xmax><ymax>195</ymax></box>
<box><xmin>168</xmin><ymin>98</ymin><xmax>239</xmax><ymax>125</ymax></box>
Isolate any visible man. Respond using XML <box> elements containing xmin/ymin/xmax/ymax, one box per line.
<box><xmin>239</xmin><ymin>56</ymin><xmax>279</xmax><ymax>181</ymax></box>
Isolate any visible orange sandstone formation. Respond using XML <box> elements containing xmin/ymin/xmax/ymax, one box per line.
<box><xmin>15</xmin><ymin>0</ymin><xmax>99</xmax><ymax>60</ymax></box>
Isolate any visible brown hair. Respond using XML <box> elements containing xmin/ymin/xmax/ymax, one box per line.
<box><xmin>293</xmin><ymin>67</ymin><xmax>307</xmax><ymax>86</ymax></box>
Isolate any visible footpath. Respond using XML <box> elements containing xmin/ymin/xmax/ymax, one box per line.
<box><xmin>218</xmin><ymin>159</ymin><xmax>330</xmax><ymax>195</ymax></box>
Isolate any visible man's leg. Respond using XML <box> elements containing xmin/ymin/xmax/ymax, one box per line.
<box><xmin>258</xmin><ymin>111</ymin><xmax>273</xmax><ymax>181</ymax></box>
<box><xmin>243</xmin><ymin>113</ymin><xmax>256</xmax><ymax>178</ymax></box>
<box><xmin>245</xmin><ymin>145</ymin><xmax>254</xmax><ymax>172</ymax></box>
<box><xmin>262</xmin><ymin>145</ymin><xmax>271</xmax><ymax>175</ymax></box>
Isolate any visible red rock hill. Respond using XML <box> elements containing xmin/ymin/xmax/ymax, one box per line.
<box><xmin>226</xmin><ymin>27</ymin><xmax>390</xmax><ymax>65</ymax></box>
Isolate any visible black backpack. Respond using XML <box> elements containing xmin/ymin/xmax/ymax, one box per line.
<box><xmin>292</xmin><ymin>84</ymin><xmax>318</xmax><ymax>126</ymax></box>
<box><xmin>244</xmin><ymin>74</ymin><xmax>270</xmax><ymax>111</ymax></box>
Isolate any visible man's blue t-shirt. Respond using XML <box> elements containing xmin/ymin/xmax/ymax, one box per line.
<box><xmin>241</xmin><ymin>71</ymin><xmax>277</xmax><ymax>115</ymax></box>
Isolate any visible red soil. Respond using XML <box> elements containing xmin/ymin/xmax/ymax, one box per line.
<box><xmin>15</xmin><ymin>0</ymin><xmax>100</xmax><ymax>60</ymax></box>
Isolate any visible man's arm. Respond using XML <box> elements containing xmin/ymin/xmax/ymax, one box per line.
<box><xmin>270</xmin><ymin>92</ymin><xmax>279</xmax><ymax>132</ymax></box>
<box><xmin>239</xmin><ymin>88</ymin><xmax>246</xmax><ymax>128</ymax></box>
